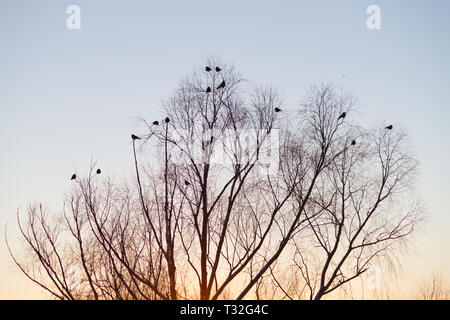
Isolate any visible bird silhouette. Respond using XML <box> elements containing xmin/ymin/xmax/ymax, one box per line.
<box><xmin>71</xmin><ymin>174</ymin><xmax>76</xmax><ymax>180</ymax></box>
<box><xmin>152</xmin><ymin>121</ymin><xmax>159</xmax><ymax>125</ymax></box>
<box><xmin>165</xmin><ymin>117</ymin><xmax>170</xmax><ymax>123</ymax></box>
<box><xmin>217</xmin><ymin>80</ymin><xmax>225</xmax><ymax>89</ymax></box>
<box><xmin>385</xmin><ymin>125</ymin><xmax>393</xmax><ymax>130</ymax></box>
<box><xmin>351</xmin><ymin>139</ymin><xmax>356</xmax><ymax>146</ymax></box>
<box><xmin>131</xmin><ymin>134</ymin><xmax>141</xmax><ymax>140</ymax></box>
<box><xmin>274</xmin><ymin>107</ymin><xmax>282</xmax><ymax>113</ymax></box>
<box><xmin>96</xmin><ymin>169</ymin><xmax>101</xmax><ymax>174</ymax></box>
<box><xmin>205</xmin><ymin>66</ymin><xmax>212</xmax><ymax>72</ymax></box>
<box><xmin>215</xmin><ymin>67</ymin><xmax>222</xmax><ymax>72</ymax></box>
<box><xmin>206</xmin><ymin>86</ymin><xmax>211</xmax><ymax>93</ymax></box>
<box><xmin>184</xmin><ymin>180</ymin><xmax>190</xmax><ymax>186</ymax></box>
<box><xmin>338</xmin><ymin>112</ymin><xmax>347</xmax><ymax>120</ymax></box>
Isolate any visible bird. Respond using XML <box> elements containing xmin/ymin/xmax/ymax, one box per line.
<box><xmin>351</xmin><ymin>139</ymin><xmax>356</xmax><ymax>146</ymax></box>
<box><xmin>165</xmin><ymin>117</ymin><xmax>170</xmax><ymax>123</ymax></box>
<box><xmin>385</xmin><ymin>125</ymin><xmax>393</xmax><ymax>130</ymax></box>
<box><xmin>215</xmin><ymin>66</ymin><xmax>222</xmax><ymax>72</ymax></box>
<box><xmin>184</xmin><ymin>180</ymin><xmax>190</xmax><ymax>186</ymax></box>
<box><xmin>217</xmin><ymin>80</ymin><xmax>225</xmax><ymax>89</ymax></box>
<box><xmin>152</xmin><ymin>120</ymin><xmax>159</xmax><ymax>125</ymax></box>
<box><xmin>70</xmin><ymin>174</ymin><xmax>76</xmax><ymax>180</ymax></box>
<box><xmin>205</xmin><ymin>66</ymin><xmax>212</xmax><ymax>72</ymax></box>
<box><xmin>338</xmin><ymin>112</ymin><xmax>347</xmax><ymax>120</ymax></box>
<box><xmin>96</xmin><ymin>169</ymin><xmax>101</xmax><ymax>174</ymax></box>
<box><xmin>206</xmin><ymin>86</ymin><xmax>211</xmax><ymax>93</ymax></box>
<box><xmin>274</xmin><ymin>107</ymin><xmax>282</xmax><ymax>113</ymax></box>
<box><xmin>131</xmin><ymin>134</ymin><xmax>141</xmax><ymax>140</ymax></box>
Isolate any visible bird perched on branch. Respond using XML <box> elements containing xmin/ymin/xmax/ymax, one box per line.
<box><xmin>152</xmin><ymin>120</ymin><xmax>159</xmax><ymax>125</ymax></box>
<box><xmin>206</xmin><ymin>86</ymin><xmax>211</xmax><ymax>93</ymax></box>
<box><xmin>217</xmin><ymin>80</ymin><xmax>225</xmax><ymax>89</ymax></box>
<box><xmin>165</xmin><ymin>117</ymin><xmax>170</xmax><ymax>123</ymax></box>
<box><xmin>96</xmin><ymin>169</ymin><xmax>101</xmax><ymax>174</ymax></box>
<box><xmin>215</xmin><ymin>66</ymin><xmax>222</xmax><ymax>72</ymax></box>
<box><xmin>71</xmin><ymin>174</ymin><xmax>76</xmax><ymax>180</ymax></box>
<box><xmin>131</xmin><ymin>134</ymin><xmax>141</xmax><ymax>140</ymax></box>
<box><xmin>184</xmin><ymin>180</ymin><xmax>190</xmax><ymax>186</ymax></box>
<box><xmin>274</xmin><ymin>107</ymin><xmax>282</xmax><ymax>113</ymax></box>
<box><xmin>385</xmin><ymin>125</ymin><xmax>393</xmax><ymax>130</ymax></box>
<box><xmin>205</xmin><ymin>66</ymin><xmax>212</xmax><ymax>72</ymax></box>
<box><xmin>338</xmin><ymin>112</ymin><xmax>346</xmax><ymax>120</ymax></box>
<box><xmin>351</xmin><ymin>139</ymin><xmax>356</xmax><ymax>146</ymax></box>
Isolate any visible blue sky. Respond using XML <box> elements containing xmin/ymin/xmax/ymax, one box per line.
<box><xmin>1</xmin><ymin>0</ymin><xmax>449</xmax><ymax>298</ymax></box>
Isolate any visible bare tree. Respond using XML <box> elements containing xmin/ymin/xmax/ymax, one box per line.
<box><xmin>135</xmin><ymin>60</ymin><xmax>295</xmax><ymax>300</ymax></box>
<box><xmin>6</xmin><ymin>164</ymin><xmax>170</xmax><ymax>300</ymax></box>
<box><xmin>417</xmin><ymin>272</ymin><xmax>449</xmax><ymax>300</ymax></box>
<box><xmin>6</xmin><ymin>62</ymin><xmax>422</xmax><ymax>300</ymax></box>
<box><xmin>270</xmin><ymin>84</ymin><xmax>422</xmax><ymax>300</ymax></box>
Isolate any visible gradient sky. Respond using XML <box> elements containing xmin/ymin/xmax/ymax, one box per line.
<box><xmin>1</xmin><ymin>0</ymin><xmax>449</xmax><ymax>299</ymax></box>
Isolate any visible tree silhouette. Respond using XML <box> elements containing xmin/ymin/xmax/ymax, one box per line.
<box><xmin>417</xmin><ymin>272</ymin><xmax>449</xmax><ymax>300</ymax></box>
<box><xmin>267</xmin><ymin>84</ymin><xmax>421</xmax><ymax>300</ymax></box>
<box><xmin>6</xmin><ymin>61</ymin><xmax>421</xmax><ymax>300</ymax></box>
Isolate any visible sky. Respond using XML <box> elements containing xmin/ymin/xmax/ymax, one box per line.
<box><xmin>0</xmin><ymin>0</ymin><xmax>449</xmax><ymax>299</ymax></box>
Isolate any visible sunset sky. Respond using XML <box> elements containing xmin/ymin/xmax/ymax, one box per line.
<box><xmin>1</xmin><ymin>0</ymin><xmax>449</xmax><ymax>299</ymax></box>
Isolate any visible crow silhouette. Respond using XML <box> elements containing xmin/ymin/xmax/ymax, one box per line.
<box><xmin>165</xmin><ymin>117</ymin><xmax>170</xmax><ymax>123</ymax></box>
<box><xmin>274</xmin><ymin>107</ymin><xmax>282</xmax><ymax>113</ymax></box>
<box><xmin>338</xmin><ymin>112</ymin><xmax>346</xmax><ymax>120</ymax></box>
<box><xmin>385</xmin><ymin>125</ymin><xmax>393</xmax><ymax>130</ymax></box>
<box><xmin>96</xmin><ymin>169</ymin><xmax>101</xmax><ymax>174</ymax></box>
<box><xmin>351</xmin><ymin>139</ymin><xmax>356</xmax><ymax>146</ymax></box>
<box><xmin>215</xmin><ymin>67</ymin><xmax>222</xmax><ymax>72</ymax></box>
<box><xmin>205</xmin><ymin>66</ymin><xmax>212</xmax><ymax>72</ymax></box>
<box><xmin>152</xmin><ymin>121</ymin><xmax>159</xmax><ymax>125</ymax></box>
<box><xmin>217</xmin><ymin>80</ymin><xmax>225</xmax><ymax>89</ymax></box>
<box><xmin>131</xmin><ymin>134</ymin><xmax>141</xmax><ymax>140</ymax></box>
<box><xmin>206</xmin><ymin>86</ymin><xmax>211</xmax><ymax>93</ymax></box>
<box><xmin>184</xmin><ymin>180</ymin><xmax>190</xmax><ymax>186</ymax></box>
<box><xmin>71</xmin><ymin>174</ymin><xmax>76</xmax><ymax>180</ymax></box>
